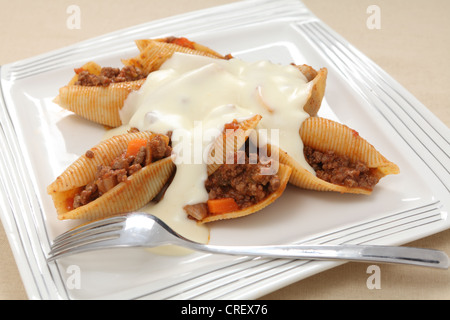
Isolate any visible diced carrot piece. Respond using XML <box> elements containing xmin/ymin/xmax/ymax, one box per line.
<box><xmin>207</xmin><ymin>198</ymin><xmax>239</xmax><ymax>215</ymax></box>
<box><xmin>125</xmin><ymin>138</ymin><xmax>147</xmax><ymax>157</ymax></box>
<box><xmin>171</xmin><ymin>37</ymin><xmax>195</xmax><ymax>49</ymax></box>
<box><xmin>74</xmin><ymin>67</ymin><xmax>85</xmax><ymax>74</ymax></box>
<box><xmin>224</xmin><ymin>119</ymin><xmax>239</xmax><ymax>131</ymax></box>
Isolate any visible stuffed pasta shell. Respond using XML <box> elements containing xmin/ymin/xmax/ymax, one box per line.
<box><xmin>278</xmin><ymin>117</ymin><xmax>399</xmax><ymax>194</ymax></box>
<box><xmin>185</xmin><ymin>116</ymin><xmax>291</xmax><ymax>223</ymax></box>
<box><xmin>186</xmin><ymin>152</ymin><xmax>291</xmax><ymax>224</ymax></box>
<box><xmin>53</xmin><ymin>37</ymin><xmax>327</xmax><ymax>129</ymax></box>
<box><xmin>122</xmin><ymin>37</ymin><xmax>230</xmax><ymax>75</ymax></box>
<box><xmin>47</xmin><ymin>130</ymin><xmax>175</xmax><ymax>220</ymax></box>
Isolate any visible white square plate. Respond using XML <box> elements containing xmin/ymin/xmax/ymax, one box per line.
<box><xmin>0</xmin><ymin>0</ymin><xmax>448</xmax><ymax>299</ymax></box>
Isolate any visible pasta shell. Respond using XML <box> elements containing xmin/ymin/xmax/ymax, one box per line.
<box><xmin>138</xmin><ymin>37</ymin><xmax>226</xmax><ymax>59</ymax></box>
<box><xmin>199</xmin><ymin>163</ymin><xmax>292</xmax><ymax>223</ymax></box>
<box><xmin>122</xmin><ymin>39</ymin><xmax>225</xmax><ymax>75</ymax></box>
<box><xmin>47</xmin><ymin>131</ymin><xmax>175</xmax><ymax>220</ymax></box>
<box><xmin>54</xmin><ymin>79</ymin><xmax>145</xmax><ymax>127</ymax></box>
<box><xmin>206</xmin><ymin>115</ymin><xmax>262</xmax><ymax>176</ymax></box>
<box><xmin>279</xmin><ymin>117</ymin><xmax>399</xmax><ymax>194</ymax></box>
<box><xmin>55</xmin><ymin>35</ymin><xmax>326</xmax><ymax>129</ymax></box>
<box><xmin>126</xmin><ymin>38</ymin><xmax>326</xmax><ymax>115</ymax></box>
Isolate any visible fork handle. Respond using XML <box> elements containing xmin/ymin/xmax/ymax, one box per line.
<box><xmin>186</xmin><ymin>243</ymin><xmax>449</xmax><ymax>269</ymax></box>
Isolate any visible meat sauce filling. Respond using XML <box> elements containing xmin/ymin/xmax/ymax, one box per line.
<box><xmin>184</xmin><ymin>153</ymin><xmax>281</xmax><ymax>221</ymax></box>
<box><xmin>74</xmin><ymin>65</ymin><xmax>146</xmax><ymax>87</ymax></box>
<box><xmin>73</xmin><ymin>37</ymin><xmax>234</xmax><ymax>87</ymax></box>
<box><xmin>304</xmin><ymin>146</ymin><xmax>379</xmax><ymax>189</ymax></box>
<box><xmin>73</xmin><ymin>37</ymin><xmax>199</xmax><ymax>87</ymax></box>
<box><xmin>206</xmin><ymin>155</ymin><xmax>280</xmax><ymax>208</ymax></box>
<box><xmin>72</xmin><ymin>134</ymin><xmax>172</xmax><ymax>209</ymax></box>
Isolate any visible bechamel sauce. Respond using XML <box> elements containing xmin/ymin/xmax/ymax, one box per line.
<box><xmin>114</xmin><ymin>53</ymin><xmax>313</xmax><ymax>248</ymax></box>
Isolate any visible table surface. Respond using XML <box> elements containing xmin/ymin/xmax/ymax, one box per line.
<box><xmin>0</xmin><ymin>0</ymin><xmax>448</xmax><ymax>300</ymax></box>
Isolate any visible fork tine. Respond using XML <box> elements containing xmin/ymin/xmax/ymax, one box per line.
<box><xmin>48</xmin><ymin>216</ymin><xmax>128</xmax><ymax>262</ymax></box>
<box><xmin>53</xmin><ymin>215</ymin><xmax>127</xmax><ymax>243</ymax></box>
<box><xmin>51</xmin><ymin>223</ymin><xmax>124</xmax><ymax>251</ymax></box>
<box><xmin>47</xmin><ymin>230</ymin><xmax>121</xmax><ymax>262</ymax></box>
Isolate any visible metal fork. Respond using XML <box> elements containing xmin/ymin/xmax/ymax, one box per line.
<box><xmin>47</xmin><ymin>212</ymin><xmax>449</xmax><ymax>269</ymax></box>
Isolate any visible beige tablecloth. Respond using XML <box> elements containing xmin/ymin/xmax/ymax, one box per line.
<box><xmin>0</xmin><ymin>0</ymin><xmax>448</xmax><ymax>300</ymax></box>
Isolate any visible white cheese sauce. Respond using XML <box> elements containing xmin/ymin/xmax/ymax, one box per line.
<box><xmin>115</xmin><ymin>53</ymin><xmax>314</xmax><ymax>244</ymax></box>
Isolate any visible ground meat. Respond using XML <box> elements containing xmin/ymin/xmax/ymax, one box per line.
<box><xmin>115</xmin><ymin>66</ymin><xmax>145</xmax><ymax>82</ymax></box>
<box><xmin>205</xmin><ymin>154</ymin><xmax>280</xmax><ymax>209</ymax></box>
<box><xmin>72</xmin><ymin>182</ymin><xmax>98</xmax><ymax>209</ymax></box>
<box><xmin>72</xmin><ymin>135</ymin><xmax>172</xmax><ymax>209</ymax></box>
<box><xmin>73</xmin><ymin>153</ymin><xmax>144</xmax><ymax>208</ymax></box>
<box><xmin>85</xmin><ymin>150</ymin><xmax>94</xmax><ymax>158</ymax></box>
<box><xmin>304</xmin><ymin>146</ymin><xmax>379</xmax><ymax>189</ymax></box>
<box><xmin>150</xmin><ymin>135</ymin><xmax>173</xmax><ymax>161</ymax></box>
<box><xmin>74</xmin><ymin>65</ymin><xmax>146</xmax><ymax>86</ymax></box>
<box><xmin>95</xmin><ymin>166</ymin><xmax>128</xmax><ymax>195</ymax></box>
<box><xmin>100</xmin><ymin>67</ymin><xmax>120</xmax><ymax>79</ymax></box>
<box><xmin>75</xmin><ymin>71</ymin><xmax>112</xmax><ymax>86</ymax></box>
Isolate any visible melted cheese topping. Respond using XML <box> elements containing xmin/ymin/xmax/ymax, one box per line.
<box><xmin>118</xmin><ymin>53</ymin><xmax>314</xmax><ymax>243</ymax></box>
